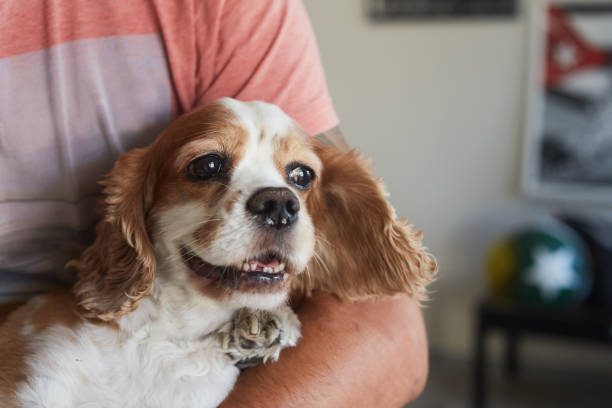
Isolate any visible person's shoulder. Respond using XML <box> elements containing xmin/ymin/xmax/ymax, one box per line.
<box><xmin>195</xmin><ymin>0</ymin><xmax>338</xmax><ymax>135</ymax></box>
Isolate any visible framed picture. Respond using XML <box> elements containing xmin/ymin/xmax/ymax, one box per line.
<box><xmin>521</xmin><ymin>0</ymin><xmax>612</xmax><ymax>203</ymax></box>
<box><xmin>368</xmin><ymin>0</ymin><xmax>516</xmax><ymax>20</ymax></box>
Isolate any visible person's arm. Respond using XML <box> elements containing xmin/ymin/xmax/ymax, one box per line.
<box><xmin>219</xmin><ymin>291</ymin><xmax>428</xmax><ymax>408</ymax></box>
<box><xmin>314</xmin><ymin>125</ymin><xmax>350</xmax><ymax>151</ymax></box>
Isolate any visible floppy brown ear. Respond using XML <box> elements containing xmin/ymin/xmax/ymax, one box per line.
<box><xmin>296</xmin><ymin>143</ymin><xmax>437</xmax><ymax>302</ymax></box>
<box><xmin>70</xmin><ymin>147</ymin><xmax>156</xmax><ymax>321</ymax></box>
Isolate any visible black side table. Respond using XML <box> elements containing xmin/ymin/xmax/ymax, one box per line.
<box><xmin>473</xmin><ymin>299</ymin><xmax>612</xmax><ymax>408</ymax></box>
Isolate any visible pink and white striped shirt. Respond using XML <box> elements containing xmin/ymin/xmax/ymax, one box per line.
<box><xmin>0</xmin><ymin>0</ymin><xmax>338</xmax><ymax>302</ymax></box>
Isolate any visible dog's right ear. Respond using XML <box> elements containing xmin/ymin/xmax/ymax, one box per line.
<box><xmin>71</xmin><ymin>147</ymin><xmax>156</xmax><ymax>322</ymax></box>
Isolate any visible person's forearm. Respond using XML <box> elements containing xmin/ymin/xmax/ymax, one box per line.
<box><xmin>315</xmin><ymin>125</ymin><xmax>350</xmax><ymax>151</ymax></box>
<box><xmin>219</xmin><ymin>292</ymin><xmax>429</xmax><ymax>408</ymax></box>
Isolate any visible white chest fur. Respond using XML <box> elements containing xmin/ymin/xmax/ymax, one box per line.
<box><xmin>18</xmin><ymin>323</ymin><xmax>240</xmax><ymax>408</ymax></box>
<box><xmin>17</xmin><ymin>287</ymin><xmax>241</xmax><ymax>408</ymax></box>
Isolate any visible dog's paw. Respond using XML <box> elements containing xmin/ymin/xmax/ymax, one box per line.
<box><xmin>216</xmin><ymin>305</ymin><xmax>300</xmax><ymax>368</ymax></box>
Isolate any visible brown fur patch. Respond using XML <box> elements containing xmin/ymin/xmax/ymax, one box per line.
<box><xmin>0</xmin><ymin>302</ymin><xmax>23</xmax><ymax>325</ymax></box>
<box><xmin>194</xmin><ymin>219</ymin><xmax>224</xmax><ymax>245</ymax></box>
<box><xmin>151</xmin><ymin>103</ymin><xmax>247</xmax><ymax>212</ymax></box>
<box><xmin>71</xmin><ymin>146</ymin><xmax>156</xmax><ymax>322</ymax></box>
<box><xmin>0</xmin><ymin>290</ymin><xmax>82</xmax><ymax>405</ymax></box>
<box><xmin>224</xmin><ymin>189</ymin><xmax>242</xmax><ymax>214</ymax></box>
<box><xmin>0</xmin><ymin>304</ymin><xmax>35</xmax><ymax>405</ymax></box>
<box><xmin>294</xmin><ymin>142</ymin><xmax>438</xmax><ymax>302</ymax></box>
<box><xmin>28</xmin><ymin>290</ymin><xmax>80</xmax><ymax>333</ymax></box>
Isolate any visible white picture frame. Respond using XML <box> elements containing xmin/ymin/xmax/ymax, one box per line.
<box><xmin>521</xmin><ymin>0</ymin><xmax>612</xmax><ymax>204</ymax></box>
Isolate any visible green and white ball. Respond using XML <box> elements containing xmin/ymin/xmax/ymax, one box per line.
<box><xmin>485</xmin><ymin>226</ymin><xmax>593</xmax><ymax>307</ymax></box>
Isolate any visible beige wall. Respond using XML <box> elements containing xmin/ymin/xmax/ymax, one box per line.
<box><xmin>302</xmin><ymin>0</ymin><xmax>570</xmax><ymax>357</ymax></box>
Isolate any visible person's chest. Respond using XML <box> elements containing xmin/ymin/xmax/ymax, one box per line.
<box><xmin>0</xmin><ymin>0</ymin><xmax>207</xmax><ymax>297</ymax></box>
<box><xmin>0</xmin><ymin>34</ymin><xmax>172</xmax><ymax>205</ymax></box>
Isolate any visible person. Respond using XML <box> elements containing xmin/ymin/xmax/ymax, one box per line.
<box><xmin>0</xmin><ymin>0</ymin><xmax>428</xmax><ymax>405</ymax></box>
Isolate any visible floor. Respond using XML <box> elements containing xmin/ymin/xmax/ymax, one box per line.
<box><xmin>410</xmin><ymin>352</ymin><xmax>612</xmax><ymax>408</ymax></box>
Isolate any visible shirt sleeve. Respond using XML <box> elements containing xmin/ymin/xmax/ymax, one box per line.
<box><xmin>194</xmin><ymin>0</ymin><xmax>338</xmax><ymax>136</ymax></box>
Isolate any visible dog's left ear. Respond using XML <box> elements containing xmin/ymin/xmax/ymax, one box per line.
<box><xmin>297</xmin><ymin>143</ymin><xmax>437</xmax><ymax>302</ymax></box>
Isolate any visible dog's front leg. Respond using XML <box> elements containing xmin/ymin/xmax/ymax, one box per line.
<box><xmin>216</xmin><ymin>304</ymin><xmax>301</xmax><ymax>368</ymax></box>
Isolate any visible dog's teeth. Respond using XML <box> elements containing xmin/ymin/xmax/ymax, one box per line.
<box><xmin>249</xmin><ymin>315</ymin><xmax>259</xmax><ymax>335</ymax></box>
<box><xmin>273</xmin><ymin>265</ymin><xmax>280</xmax><ymax>273</ymax></box>
<box><xmin>264</xmin><ymin>267</ymin><xmax>273</xmax><ymax>273</ymax></box>
<box><xmin>279</xmin><ymin>263</ymin><xmax>285</xmax><ymax>271</ymax></box>
<box><xmin>250</xmin><ymin>263</ymin><xmax>257</xmax><ymax>271</ymax></box>
<box><xmin>242</xmin><ymin>263</ymin><xmax>250</xmax><ymax>272</ymax></box>
<box><xmin>283</xmin><ymin>273</ymin><xmax>289</xmax><ymax>281</ymax></box>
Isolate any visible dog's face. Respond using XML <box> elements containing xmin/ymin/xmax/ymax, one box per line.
<box><xmin>151</xmin><ymin>99</ymin><xmax>320</xmax><ymax>304</ymax></box>
<box><xmin>72</xmin><ymin>98</ymin><xmax>436</xmax><ymax>321</ymax></box>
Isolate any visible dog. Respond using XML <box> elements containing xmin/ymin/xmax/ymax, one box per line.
<box><xmin>0</xmin><ymin>98</ymin><xmax>436</xmax><ymax>407</ymax></box>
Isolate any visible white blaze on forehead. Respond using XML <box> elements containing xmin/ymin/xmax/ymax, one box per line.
<box><xmin>219</xmin><ymin>99</ymin><xmax>295</xmax><ymax>190</ymax></box>
<box><xmin>218</xmin><ymin>98</ymin><xmax>294</xmax><ymax>138</ymax></box>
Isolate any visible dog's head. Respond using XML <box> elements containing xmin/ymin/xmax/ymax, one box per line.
<box><xmin>72</xmin><ymin>98</ymin><xmax>436</xmax><ymax>321</ymax></box>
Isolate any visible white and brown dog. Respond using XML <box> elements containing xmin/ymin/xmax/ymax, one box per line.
<box><xmin>0</xmin><ymin>98</ymin><xmax>436</xmax><ymax>407</ymax></box>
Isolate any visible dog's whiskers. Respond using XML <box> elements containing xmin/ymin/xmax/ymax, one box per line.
<box><xmin>314</xmin><ymin>232</ymin><xmax>336</xmax><ymax>251</ymax></box>
<box><xmin>311</xmin><ymin>250</ymin><xmax>330</xmax><ymax>278</ymax></box>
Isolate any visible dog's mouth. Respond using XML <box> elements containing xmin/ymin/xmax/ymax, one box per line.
<box><xmin>180</xmin><ymin>246</ymin><xmax>291</xmax><ymax>290</ymax></box>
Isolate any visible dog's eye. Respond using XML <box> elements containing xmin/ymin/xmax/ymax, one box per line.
<box><xmin>187</xmin><ymin>154</ymin><xmax>224</xmax><ymax>180</ymax></box>
<box><xmin>287</xmin><ymin>164</ymin><xmax>315</xmax><ymax>190</ymax></box>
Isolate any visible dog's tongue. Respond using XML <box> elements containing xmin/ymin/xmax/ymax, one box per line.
<box><xmin>254</xmin><ymin>259</ymin><xmax>279</xmax><ymax>268</ymax></box>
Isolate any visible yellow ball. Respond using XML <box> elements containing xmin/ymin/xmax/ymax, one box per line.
<box><xmin>485</xmin><ymin>240</ymin><xmax>516</xmax><ymax>300</ymax></box>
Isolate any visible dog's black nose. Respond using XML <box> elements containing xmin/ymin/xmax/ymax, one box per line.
<box><xmin>246</xmin><ymin>187</ymin><xmax>300</xmax><ymax>229</ymax></box>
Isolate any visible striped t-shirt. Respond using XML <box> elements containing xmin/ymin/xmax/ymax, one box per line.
<box><xmin>0</xmin><ymin>0</ymin><xmax>338</xmax><ymax>302</ymax></box>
